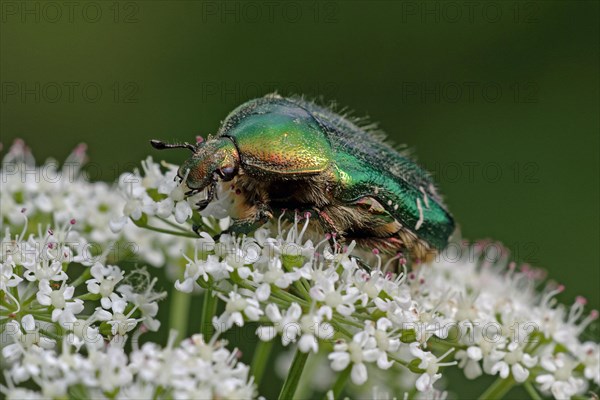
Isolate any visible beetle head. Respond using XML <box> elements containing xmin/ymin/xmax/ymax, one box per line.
<box><xmin>150</xmin><ymin>137</ymin><xmax>240</xmax><ymax>192</ymax></box>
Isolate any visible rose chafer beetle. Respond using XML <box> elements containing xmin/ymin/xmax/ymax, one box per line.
<box><xmin>151</xmin><ymin>94</ymin><xmax>455</xmax><ymax>262</ymax></box>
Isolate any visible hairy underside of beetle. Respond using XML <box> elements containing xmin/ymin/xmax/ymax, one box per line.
<box><xmin>218</xmin><ymin>170</ymin><xmax>438</xmax><ymax>264</ymax></box>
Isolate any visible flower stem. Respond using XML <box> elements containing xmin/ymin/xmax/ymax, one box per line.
<box><xmin>143</xmin><ymin>224</ymin><xmax>197</xmax><ymax>238</ymax></box>
<box><xmin>387</xmin><ymin>354</ymin><xmax>409</xmax><ymax>368</ymax></box>
<box><xmin>477</xmin><ymin>376</ymin><xmax>516</xmax><ymax>400</ymax></box>
<box><xmin>278</xmin><ymin>348</ymin><xmax>309</xmax><ymax>400</ymax></box>
<box><xmin>291</xmin><ymin>281</ymin><xmax>310</xmax><ymax>300</ymax></box>
<box><xmin>69</xmin><ymin>267</ymin><xmax>92</xmax><ymax>288</ymax></box>
<box><xmin>271</xmin><ymin>286</ymin><xmax>309</xmax><ymax>307</ymax></box>
<box><xmin>169</xmin><ymin>289</ymin><xmax>191</xmax><ymax>343</ymax></box>
<box><xmin>251</xmin><ymin>340</ymin><xmax>273</xmax><ymax>388</ymax></box>
<box><xmin>329</xmin><ymin>320</ymin><xmax>354</xmax><ymax>339</ymax></box>
<box><xmin>326</xmin><ymin>366</ymin><xmax>351</xmax><ymax>400</ymax></box>
<box><xmin>200</xmin><ymin>290</ymin><xmax>218</xmax><ymax>339</ymax></box>
<box><xmin>331</xmin><ymin>315</ymin><xmax>363</xmax><ymax>329</ymax></box>
<box><xmin>524</xmin><ymin>382</ymin><xmax>542</xmax><ymax>400</ymax></box>
<box><xmin>156</xmin><ymin>216</ymin><xmax>192</xmax><ymax>233</ymax></box>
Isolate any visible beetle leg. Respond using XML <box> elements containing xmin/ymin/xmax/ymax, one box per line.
<box><xmin>192</xmin><ymin>223</ymin><xmax>202</xmax><ymax>236</ymax></box>
<box><xmin>185</xmin><ymin>188</ymin><xmax>201</xmax><ymax>197</ymax></box>
<box><xmin>215</xmin><ymin>204</ymin><xmax>273</xmax><ymax>240</ymax></box>
<box><xmin>354</xmin><ymin>256</ymin><xmax>373</xmax><ymax>272</ymax></box>
<box><xmin>195</xmin><ymin>182</ymin><xmax>216</xmax><ymax>210</ymax></box>
<box><xmin>312</xmin><ymin>207</ymin><xmax>346</xmax><ymax>250</ymax></box>
<box><xmin>312</xmin><ymin>207</ymin><xmax>337</xmax><ymax>233</ymax></box>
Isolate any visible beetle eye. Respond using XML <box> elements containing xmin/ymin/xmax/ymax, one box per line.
<box><xmin>219</xmin><ymin>166</ymin><xmax>236</xmax><ymax>181</ymax></box>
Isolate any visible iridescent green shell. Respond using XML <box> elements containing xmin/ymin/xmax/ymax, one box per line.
<box><xmin>217</xmin><ymin>95</ymin><xmax>455</xmax><ymax>251</ymax></box>
<box><xmin>218</xmin><ymin>98</ymin><xmax>332</xmax><ymax>176</ymax></box>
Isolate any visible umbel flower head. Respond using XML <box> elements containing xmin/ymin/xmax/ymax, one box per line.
<box><xmin>1</xmin><ymin>140</ymin><xmax>598</xmax><ymax>399</ymax></box>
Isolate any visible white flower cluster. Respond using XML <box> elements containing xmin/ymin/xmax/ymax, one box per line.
<box><xmin>0</xmin><ymin>142</ymin><xmax>254</xmax><ymax>399</ymax></box>
<box><xmin>109</xmin><ymin>151</ymin><xmax>597</xmax><ymax>399</ymax></box>
<box><xmin>2</xmin><ymin>329</ymin><xmax>255</xmax><ymax>400</ymax></box>
<box><xmin>0</xmin><ymin>222</ymin><xmax>254</xmax><ymax>399</ymax></box>
<box><xmin>0</xmin><ymin>140</ymin><xmax>195</xmax><ymax>272</ymax></box>
<box><xmin>2</xmin><ymin>141</ymin><xmax>598</xmax><ymax>399</ymax></box>
<box><xmin>168</xmin><ymin>225</ymin><xmax>599</xmax><ymax>398</ymax></box>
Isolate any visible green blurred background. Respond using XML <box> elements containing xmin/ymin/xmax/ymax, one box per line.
<box><xmin>1</xmin><ymin>1</ymin><xmax>598</xmax><ymax>398</ymax></box>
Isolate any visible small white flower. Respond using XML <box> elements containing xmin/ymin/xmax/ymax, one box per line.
<box><xmin>175</xmin><ymin>243</ymin><xmax>212</xmax><ymax>293</ymax></box>
<box><xmin>310</xmin><ymin>276</ymin><xmax>359</xmax><ymax>317</ymax></box>
<box><xmin>118</xmin><ymin>274</ymin><xmax>166</xmax><ymax>332</ymax></box>
<box><xmin>154</xmin><ymin>165</ymin><xmax>196</xmax><ymax>223</ymax></box>
<box><xmin>254</xmin><ymin>257</ymin><xmax>295</xmax><ymax>289</ymax></box>
<box><xmin>490</xmin><ymin>341</ymin><xmax>537</xmax><ymax>383</ymax></box>
<box><xmin>536</xmin><ymin>352</ymin><xmax>586</xmax><ymax>399</ymax></box>
<box><xmin>61</xmin><ymin>317</ymin><xmax>104</xmax><ymax>350</ymax></box>
<box><xmin>0</xmin><ymin>258</ymin><xmax>23</xmax><ymax>290</ymax></box>
<box><xmin>366</xmin><ymin>318</ymin><xmax>400</xmax><ymax>367</ymax></box>
<box><xmin>2</xmin><ymin>315</ymin><xmax>56</xmax><ymax>362</ymax></box>
<box><xmin>455</xmin><ymin>323</ymin><xmax>506</xmax><ymax>379</ymax></box>
<box><xmin>256</xmin><ymin>303</ymin><xmax>302</xmax><ymax>344</ymax></box>
<box><xmin>117</xmin><ymin>172</ymin><xmax>157</xmax><ymax>221</ymax></box>
<box><xmin>213</xmin><ymin>290</ymin><xmax>264</xmax><ymax>332</ymax></box>
<box><xmin>297</xmin><ymin>311</ymin><xmax>334</xmax><ymax>353</ymax></box>
<box><xmin>410</xmin><ymin>343</ymin><xmax>457</xmax><ymax>392</ymax></box>
<box><xmin>262</xmin><ymin>211</ymin><xmax>315</xmax><ymax>260</ymax></box>
<box><xmin>22</xmin><ymin>259</ymin><xmax>67</xmax><ymax>283</ymax></box>
<box><xmin>0</xmin><ymin>257</ymin><xmax>23</xmax><ymax>311</ymax></box>
<box><xmin>103</xmin><ymin>300</ymin><xmax>140</xmax><ymax>336</ymax></box>
<box><xmin>36</xmin><ymin>280</ymin><xmax>84</xmax><ymax>323</ymax></box>
<box><xmin>328</xmin><ymin>330</ymin><xmax>389</xmax><ymax>385</ymax></box>
<box><xmin>577</xmin><ymin>341</ymin><xmax>600</xmax><ymax>385</ymax></box>
<box><xmin>86</xmin><ymin>263</ymin><xmax>125</xmax><ymax>309</ymax></box>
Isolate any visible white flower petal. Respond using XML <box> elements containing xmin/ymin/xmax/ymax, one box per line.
<box><xmin>328</xmin><ymin>352</ymin><xmax>350</xmax><ymax>371</ymax></box>
<box><xmin>512</xmin><ymin>363</ymin><xmax>530</xmax><ymax>383</ymax></box>
<box><xmin>351</xmin><ymin>363</ymin><xmax>368</xmax><ymax>385</ymax></box>
<box><xmin>255</xmin><ymin>283</ymin><xmax>271</xmax><ymax>302</ymax></box>
<box><xmin>256</xmin><ymin>326</ymin><xmax>277</xmax><ymax>342</ymax></box>
<box><xmin>21</xmin><ymin>315</ymin><xmax>35</xmax><ymax>331</ymax></box>
<box><xmin>174</xmin><ymin>278</ymin><xmax>194</xmax><ymax>293</ymax></box>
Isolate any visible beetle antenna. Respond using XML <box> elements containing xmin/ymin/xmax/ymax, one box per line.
<box><xmin>150</xmin><ymin>139</ymin><xmax>196</xmax><ymax>152</ymax></box>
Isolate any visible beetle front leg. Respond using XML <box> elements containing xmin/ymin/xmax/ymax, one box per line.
<box><xmin>312</xmin><ymin>207</ymin><xmax>346</xmax><ymax>250</ymax></box>
<box><xmin>214</xmin><ymin>204</ymin><xmax>273</xmax><ymax>240</ymax></box>
<box><xmin>195</xmin><ymin>182</ymin><xmax>216</xmax><ymax>211</ymax></box>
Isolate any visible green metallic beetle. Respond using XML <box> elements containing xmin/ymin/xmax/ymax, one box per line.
<box><xmin>151</xmin><ymin>94</ymin><xmax>454</xmax><ymax>262</ymax></box>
